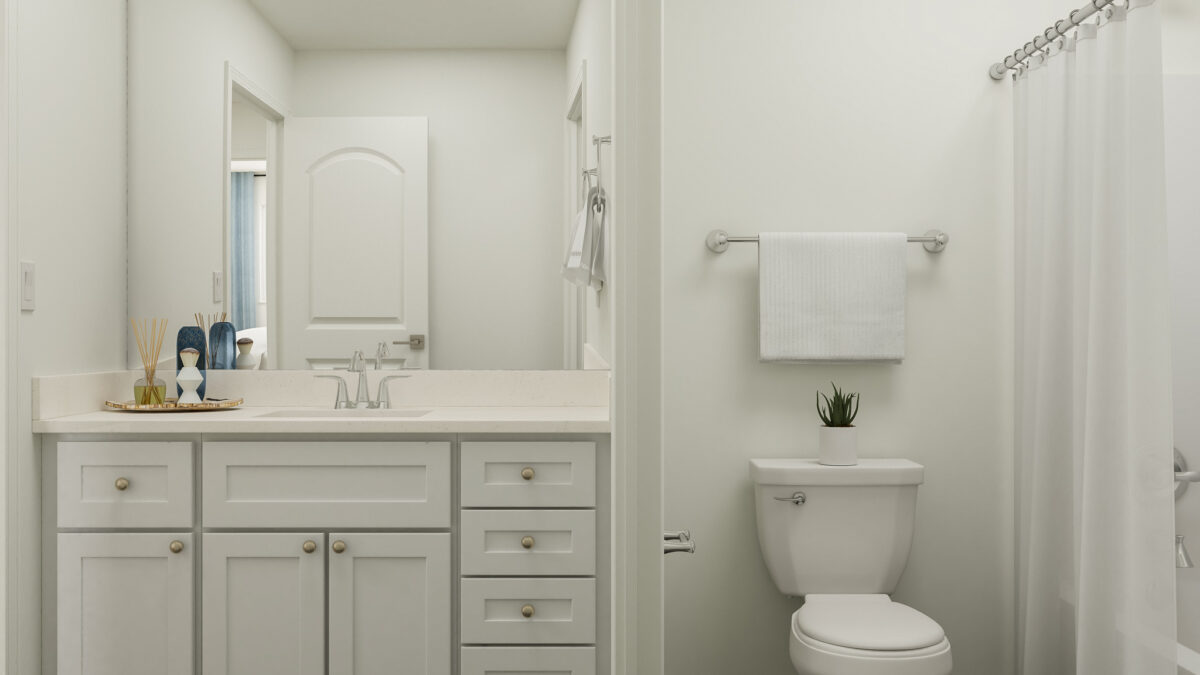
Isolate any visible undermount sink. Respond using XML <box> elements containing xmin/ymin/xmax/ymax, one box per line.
<box><xmin>256</xmin><ymin>408</ymin><xmax>433</xmax><ymax>418</ymax></box>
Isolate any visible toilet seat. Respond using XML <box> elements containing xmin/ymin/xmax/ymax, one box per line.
<box><xmin>789</xmin><ymin>595</ymin><xmax>952</xmax><ymax>675</ymax></box>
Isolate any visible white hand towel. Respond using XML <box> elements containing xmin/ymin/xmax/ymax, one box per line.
<box><xmin>758</xmin><ymin>232</ymin><xmax>906</xmax><ymax>363</ymax></box>
<box><xmin>562</xmin><ymin>208</ymin><xmax>590</xmax><ymax>286</ymax></box>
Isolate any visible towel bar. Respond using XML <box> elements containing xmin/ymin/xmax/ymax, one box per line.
<box><xmin>705</xmin><ymin>229</ymin><xmax>949</xmax><ymax>254</ymax></box>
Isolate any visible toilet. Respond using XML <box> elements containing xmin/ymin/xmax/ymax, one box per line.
<box><xmin>749</xmin><ymin>458</ymin><xmax>952</xmax><ymax>675</ymax></box>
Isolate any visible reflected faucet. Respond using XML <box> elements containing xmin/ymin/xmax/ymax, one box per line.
<box><xmin>1179</xmin><ymin>535</ymin><xmax>1194</xmax><ymax>569</ymax></box>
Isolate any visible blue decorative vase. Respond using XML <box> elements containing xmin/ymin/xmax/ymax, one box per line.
<box><xmin>209</xmin><ymin>322</ymin><xmax>236</xmax><ymax>370</ymax></box>
<box><xmin>176</xmin><ymin>326</ymin><xmax>207</xmax><ymax>400</ymax></box>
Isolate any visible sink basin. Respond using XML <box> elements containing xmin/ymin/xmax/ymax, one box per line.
<box><xmin>256</xmin><ymin>408</ymin><xmax>433</xmax><ymax>418</ymax></box>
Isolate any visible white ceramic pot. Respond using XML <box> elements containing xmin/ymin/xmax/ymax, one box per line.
<box><xmin>818</xmin><ymin>426</ymin><xmax>858</xmax><ymax>466</ymax></box>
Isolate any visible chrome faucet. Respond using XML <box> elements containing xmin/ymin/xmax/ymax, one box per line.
<box><xmin>348</xmin><ymin>349</ymin><xmax>370</xmax><ymax>408</ymax></box>
<box><xmin>314</xmin><ymin>375</ymin><xmax>353</xmax><ymax>409</ymax></box>
<box><xmin>374</xmin><ymin>342</ymin><xmax>389</xmax><ymax>370</ymax></box>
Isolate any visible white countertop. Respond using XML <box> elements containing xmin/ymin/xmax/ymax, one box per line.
<box><xmin>32</xmin><ymin>405</ymin><xmax>610</xmax><ymax>435</ymax></box>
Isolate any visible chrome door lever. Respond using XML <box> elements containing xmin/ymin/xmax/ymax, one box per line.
<box><xmin>664</xmin><ymin>529</ymin><xmax>695</xmax><ymax>554</ymax></box>
<box><xmin>663</xmin><ymin>530</ymin><xmax>691</xmax><ymax>542</ymax></box>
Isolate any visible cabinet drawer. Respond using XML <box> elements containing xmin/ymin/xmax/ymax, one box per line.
<box><xmin>202</xmin><ymin>441</ymin><xmax>450</xmax><ymax>528</ymax></box>
<box><xmin>461</xmin><ymin>647</ymin><xmax>595</xmax><ymax>675</ymax></box>
<box><xmin>57</xmin><ymin>442</ymin><xmax>193</xmax><ymax>528</ymax></box>
<box><xmin>461</xmin><ymin>442</ymin><xmax>595</xmax><ymax>508</ymax></box>
<box><xmin>461</xmin><ymin>510</ymin><xmax>595</xmax><ymax>576</ymax></box>
<box><xmin>461</xmin><ymin>578</ymin><xmax>595</xmax><ymax>645</ymax></box>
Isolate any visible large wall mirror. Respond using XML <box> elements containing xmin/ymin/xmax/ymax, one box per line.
<box><xmin>127</xmin><ymin>0</ymin><xmax>613</xmax><ymax>371</ymax></box>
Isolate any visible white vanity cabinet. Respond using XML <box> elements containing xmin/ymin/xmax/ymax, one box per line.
<box><xmin>48</xmin><ymin>435</ymin><xmax>606</xmax><ymax>675</ymax></box>
<box><xmin>57</xmin><ymin>533</ymin><xmax>194</xmax><ymax>675</ymax></box>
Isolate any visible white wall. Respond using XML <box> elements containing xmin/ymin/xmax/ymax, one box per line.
<box><xmin>11</xmin><ymin>0</ymin><xmax>128</xmax><ymax>671</ymax></box>
<box><xmin>660</xmin><ymin>1</ymin><xmax>1019</xmax><ymax>673</ymax></box>
<box><xmin>291</xmin><ymin>50</ymin><xmax>566</xmax><ymax>370</ymax></box>
<box><xmin>127</xmin><ymin>0</ymin><xmax>293</xmax><ymax>366</ymax></box>
<box><xmin>566</xmin><ymin>0</ymin><xmax>613</xmax><ymax>368</ymax></box>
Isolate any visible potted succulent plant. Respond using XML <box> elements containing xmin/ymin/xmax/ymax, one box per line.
<box><xmin>816</xmin><ymin>382</ymin><xmax>859</xmax><ymax>466</ymax></box>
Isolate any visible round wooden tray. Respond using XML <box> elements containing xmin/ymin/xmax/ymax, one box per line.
<box><xmin>104</xmin><ymin>398</ymin><xmax>244</xmax><ymax>412</ymax></box>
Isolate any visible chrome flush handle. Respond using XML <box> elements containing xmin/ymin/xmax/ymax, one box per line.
<box><xmin>774</xmin><ymin>491</ymin><xmax>807</xmax><ymax>505</ymax></box>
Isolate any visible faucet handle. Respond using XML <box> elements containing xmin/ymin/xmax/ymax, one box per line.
<box><xmin>315</xmin><ymin>374</ymin><xmax>353</xmax><ymax>409</ymax></box>
<box><xmin>348</xmin><ymin>350</ymin><xmax>366</xmax><ymax>373</ymax></box>
<box><xmin>376</xmin><ymin>374</ymin><xmax>411</xmax><ymax>409</ymax></box>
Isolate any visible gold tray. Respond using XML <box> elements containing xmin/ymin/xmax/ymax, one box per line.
<box><xmin>105</xmin><ymin>398</ymin><xmax>244</xmax><ymax>412</ymax></box>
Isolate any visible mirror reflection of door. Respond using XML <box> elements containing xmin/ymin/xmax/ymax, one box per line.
<box><xmin>229</xmin><ymin>92</ymin><xmax>273</xmax><ymax>367</ymax></box>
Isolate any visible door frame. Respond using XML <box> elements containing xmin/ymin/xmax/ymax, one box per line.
<box><xmin>610</xmin><ymin>0</ymin><xmax>664</xmax><ymax>673</ymax></box>
<box><xmin>565</xmin><ymin>61</ymin><xmax>588</xmax><ymax>370</ymax></box>
<box><xmin>222</xmin><ymin>62</ymin><xmax>286</xmax><ymax>361</ymax></box>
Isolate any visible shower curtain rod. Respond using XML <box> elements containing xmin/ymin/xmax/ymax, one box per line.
<box><xmin>989</xmin><ymin>0</ymin><xmax>1116</xmax><ymax>80</ymax></box>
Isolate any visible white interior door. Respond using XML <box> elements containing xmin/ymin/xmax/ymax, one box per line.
<box><xmin>328</xmin><ymin>533</ymin><xmax>451</xmax><ymax>675</ymax></box>
<box><xmin>57</xmin><ymin>533</ymin><xmax>193</xmax><ymax>675</ymax></box>
<box><xmin>281</xmin><ymin>116</ymin><xmax>429</xmax><ymax>369</ymax></box>
<box><xmin>202</xmin><ymin>533</ymin><xmax>325</xmax><ymax>675</ymax></box>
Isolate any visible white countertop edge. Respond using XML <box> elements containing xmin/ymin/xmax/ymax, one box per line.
<box><xmin>32</xmin><ymin>406</ymin><xmax>611</xmax><ymax>435</ymax></box>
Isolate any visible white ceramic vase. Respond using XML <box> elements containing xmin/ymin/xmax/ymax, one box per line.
<box><xmin>818</xmin><ymin>426</ymin><xmax>858</xmax><ymax>466</ymax></box>
<box><xmin>177</xmin><ymin>349</ymin><xmax>204</xmax><ymax>405</ymax></box>
<box><xmin>235</xmin><ymin>339</ymin><xmax>259</xmax><ymax>370</ymax></box>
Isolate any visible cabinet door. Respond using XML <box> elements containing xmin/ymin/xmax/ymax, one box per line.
<box><xmin>57</xmin><ymin>533</ymin><xmax>193</xmax><ymax>675</ymax></box>
<box><xmin>203</xmin><ymin>534</ymin><xmax>324</xmax><ymax>675</ymax></box>
<box><xmin>328</xmin><ymin>533</ymin><xmax>451</xmax><ymax>675</ymax></box>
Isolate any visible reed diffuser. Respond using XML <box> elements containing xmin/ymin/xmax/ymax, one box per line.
<box><xmin>131</xmin><ymin>318</ymin><xmax>168</xmax><ymax>405</ymax></box>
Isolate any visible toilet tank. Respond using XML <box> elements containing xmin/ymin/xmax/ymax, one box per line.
<box><xmin>749</xmin><ymin>458</ymin><xmax>924</xmax><ymax>597</ymax></box>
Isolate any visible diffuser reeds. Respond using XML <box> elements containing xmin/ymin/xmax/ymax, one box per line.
<box><xmin>195</xmin><ymin>312</ymin><xmax>227</xmax><ymax>368</ymax></box>
<box><xmin>131</xmin><ymin>318</ymin><xmax>168</xmax><ymax>405</ymax></box>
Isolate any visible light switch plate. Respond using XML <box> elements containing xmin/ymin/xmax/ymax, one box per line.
<box><xmin>19</xmin><ymin>261</ymin><xmax>34</xmax><ymax>311</ymax></box>
<box><xmin>212</xmin><ymin>271</ymin><xmax>223</xmax><ymax>303</ymax></box>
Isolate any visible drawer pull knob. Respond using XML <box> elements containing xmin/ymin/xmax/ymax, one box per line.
<box><xmin>302</xmin><ymin>540</ymin><xmax>317</xmax><ymax>554</ymax></box>
<box><xmin>332</xmin><ymin>540</ymin><xmax>346</xmax><ymax>554</ymax></box>
<box><xmin>521</xmin><ymin>604</ymin><xmax>535</xmax><ymax>618</ymax></box>
<box><xmin>114</xmin><ymin>477</ymin><xmax>130</xmax><ymax>491</ymax></box>
<box><xmin>521</xmin><ymin>536</ymin><xmax>535</xmax><ymax>549</ymax></box>
<box><xmin>521</xmin><ymin>467</ymin><xmax>535</xmax><ymax>481</ymax></box>
<box><xmin>169</xmin><ymin>540</ymin><xmax>184</xmax><ymax>554</ymax></box>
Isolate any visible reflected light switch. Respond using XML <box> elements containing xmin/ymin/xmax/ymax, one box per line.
<box><xmin>20</xmin><ymin>261</ymin><xmax>34</xmax><ymax>311</ymax></box>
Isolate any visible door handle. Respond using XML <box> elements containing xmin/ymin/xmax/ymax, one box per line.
<box><xmin>391</xmin><ymin>334</ymin><xmax>426</xmax><ymax>350</ymax></box>
<box><xmin>664</xmin><ymin>530</ymin><xmax>695</xmax><ymax>554</ymax></box>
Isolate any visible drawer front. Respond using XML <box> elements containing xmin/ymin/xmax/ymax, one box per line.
<box><xmin>57</xmin><ymin>442</ymin><xmax>193</xmax><ymax>528</ymax></box>
<box><xmin>461</xmin><ymin>510</ymin><xmax>595</xmax><ymax>576</ymax></box>
<box><xmin>461</xmin><ymin>442</ymin><xmax>595</xmax><ymax>508</ymax></box>
<box><xmin>203</xmin><ymin>441</ymin><xmax>450</xmax><ymax>528</ymax></box>
<box><xmin>461</xmin><ymin>578</ymin><xmax>595</xmax><ymax>645</ymax></box>
<box><xmin>460</xmin><ymin>647</ymin><xmax>595</xmax><ymax>675</ymax></box>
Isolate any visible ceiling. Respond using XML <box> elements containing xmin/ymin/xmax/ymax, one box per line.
<box><xmin>248</xmin><ymin>0</ymin><xmax>583</xmax><ymax>50</ymax></box>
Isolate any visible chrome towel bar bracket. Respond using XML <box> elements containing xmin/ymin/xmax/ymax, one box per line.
<box><xmin>705</xmin><ymin>229</ymin><xmax>949</xmax><ymax>254</ymax></box>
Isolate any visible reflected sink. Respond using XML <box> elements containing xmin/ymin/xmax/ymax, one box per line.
<box><xmin>256</xmin><ymin>408</ymin><xmax>433</xmax><ymax>418</ymax></box>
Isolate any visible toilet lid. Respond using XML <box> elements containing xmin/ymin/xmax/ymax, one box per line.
<box><xmin>795</xmin><ymin>595</ymin><xmax>945</xmax><ymax>651</ymax></box>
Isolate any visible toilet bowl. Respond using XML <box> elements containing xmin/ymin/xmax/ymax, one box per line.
<box><xmin>749</xmin><ymin>459</ymin><xmax>952</xmax><ymax>675</ymax></box>
<box><xmin>788</xmin><ymin>595</ymin><xmax>952</xmax><ymax>675</ymax></box>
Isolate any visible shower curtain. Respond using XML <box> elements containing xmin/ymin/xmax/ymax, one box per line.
<box><xmin>230</xmin><ymin>171</ymin><xmax>256</xmax><ymax>331</ymax></box>
<box><xmin>1014</xmin><ymin>2</ymin><xmax>1176</xmax><ymax>674</ymax></box>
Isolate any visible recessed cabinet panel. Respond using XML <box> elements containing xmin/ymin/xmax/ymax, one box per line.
<box><xmin>461</xmin><ymin>510</ymin><xmax>596</xmax><ymax>576</ymax></box>
<box><xmin>460</xmin><ymin>647</ymin><xmax>596</xmax><ymax>675</ymax></box>
<box><xmin>202</xmin><ymin>442</ymin><xmax>450</xmax><ymax>527</ymax></box>
<box><xmin>202</xmin><ymin>533</ymin><xmax>325</xmax><ymax>675</ymax></box>
<box><xmin>57</xmin><ymin>533</ymin><xmax>193</xmax><ymax>675</ymax></box>
<box><xmin>57</xmin><ymin>442</ymin><xmax>193</xmax><ymax>528</ymax></box>
<box><xmin>461</xmin><ymin>578</ymin><xmax>596</xmax><ymax>645</ymax></box>
<box><xmin>328</xmin><ymin>533</ymin><xmax>451</xmax><ymax>675</ymax></box>
<box><xmin>461</xmin><ymin>442</ymin><xmax>595</xmax><ymax>508</ymax></box>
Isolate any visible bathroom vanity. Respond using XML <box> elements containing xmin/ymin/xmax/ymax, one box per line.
<box><xmin>32</xmin><ymin>371</ymin><xmax>611</xmax><ymax>675</ymax></box>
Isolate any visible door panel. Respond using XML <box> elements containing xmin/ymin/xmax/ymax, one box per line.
<box><xmin>57</xmin><ymin>533</ymin><xmax>193</xmax><ymax>675</ymax></box>
<box><xmin>202</xmin><ymin>533</ymin><xmax>324</xmax><ymax>675</ymax></box>
<box><xmin>281</xmin><ymin>116</ymin><xmax>428</xmax><ymax>369</ymax></box>
<box><xmin>328</xmin><ymin>533</ymin><xmax>451</xmax><ymax>675</ymax></box>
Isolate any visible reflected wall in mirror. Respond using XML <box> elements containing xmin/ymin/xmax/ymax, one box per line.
<box><xmin>127</xmin><ymin>0</ymin><xmax>614</xmax><ymax>371</ymax></box>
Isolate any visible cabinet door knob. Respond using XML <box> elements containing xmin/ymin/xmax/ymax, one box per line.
<box><xmin>331</xmin><ymin>540</ymin><xmax>346</xmax><ymax>554</ymax></box>
<box><xmin>114</xmin><ymin>477</ymin><xmax>130</xmax><ymax>491</ymax></box>
<box><xmin>302</xmin><ymin>540</ymin><xmax>317</xmax><ymax>554</ymax></box>
<box><xmin>521</xmin><ymin>604</ymin><xmax>535</xmax><ymax>618</ymax></box>
<box><xmin>521</xmin><ymin>536</ymin><xmax>535</xmax><ymax>549</ymax></box>
<box><xmin>169</xmin><ymin>540</ymin><xmax>184</xmax><ymax>554</ymax></box>
<box><xmin>520</xmin><ymin>467</ymin><xmax>535</xmax><ymax>480</ymax></box>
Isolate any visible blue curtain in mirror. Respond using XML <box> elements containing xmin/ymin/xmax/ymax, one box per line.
<box><xmin>230</xmin><ymin>172</ymin><xmax>256</xmax><ymax>331</ymax></box>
